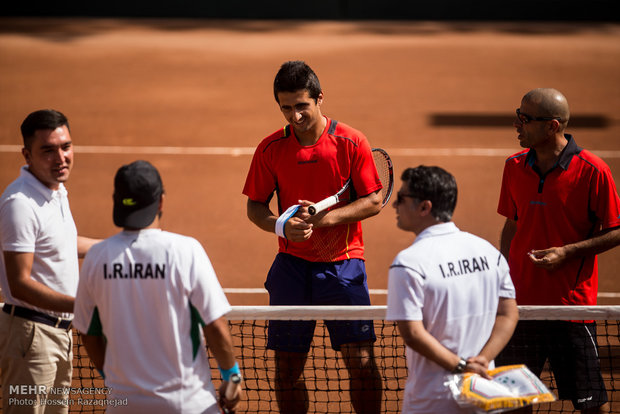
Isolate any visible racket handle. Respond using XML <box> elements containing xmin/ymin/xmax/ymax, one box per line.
<box><xmin>225</xmin><ymin>373</ymin><xmax>242</xmax><ymax>401</ymax></box>
<box><xmin>308</xmin><ymin>195</ymin><xmax>339</xmax><ymax>216</ymax></box>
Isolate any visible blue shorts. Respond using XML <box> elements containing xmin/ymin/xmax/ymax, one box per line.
<box><xmin>496</xmin><ymin>320</ymin><xmax>608</xmax><ymax>410</ymax></box>
<box><xmin>264</xmin><ymin>253</ymin><xmax>376</xmax><ymax>352</ymax></box>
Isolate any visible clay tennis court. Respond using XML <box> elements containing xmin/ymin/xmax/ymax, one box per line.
<box><xmin>1</xmin><ymin>17</ymin><xmax>620</xmax><ymax>414</ymax></box>
<box><xmin>2</xmin><ymin>18</ymin><xmax>619</xmax><ymax>306</ymax></box>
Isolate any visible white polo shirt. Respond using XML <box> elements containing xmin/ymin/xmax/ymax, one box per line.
<box><xmin>0</xmin><ymin>166</ymin><xmax>78</xmax><ymax>319</ymax></box>
<box><xmin>386</xmin><ymin>222</ymin><xmax>515</xmax><ymax>414</ymax></box>
<box><xmin>73</xmin><ymin>229</ymin><xmax>231</xmax><ymax>414</ymax></box>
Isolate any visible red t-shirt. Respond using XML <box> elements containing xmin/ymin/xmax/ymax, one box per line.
<box><xmin>243</xmin><ymin>117</ymin><xmax>382</xmax><ymax>262</ymax></box>
<box><xmin>498</xmin><ymin>135</ymin><xmax>620</xmax><ymax>305</ymax></box>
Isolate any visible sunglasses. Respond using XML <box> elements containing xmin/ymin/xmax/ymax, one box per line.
<box><xmin>516</xmin><ymin>108</ymin><xmax>562</xmax><ymax>124</ymax></box>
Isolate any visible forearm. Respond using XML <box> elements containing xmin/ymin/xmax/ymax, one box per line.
<box><xmin>397</xmin><ymin>320</ymin><xmax>460</xmax><ymax>372</ymax></box>
<box><xmin>477</xmin><ymin>299</ymin><xmax>519</xmax><ymax>362</ymax></box>
<box><xmin>4</xmin><ymin>251</ymin><xmax>74</xmax><ymax>313</ymax></box>
<box><xmin>247</xmin><ymin>199</ymin><xmax>277</xmax><ymax>234</ymax></box>
<box><xmin>561</xmin><ymin>227</ymin><xmax>620</xmax><ymax>259</ymax></box>
<box><xmin>208</xmin><ymin>317</ymin><xmax>243</xmax><ymax>411</ymax></box>
<box><xmin>530</xmin><ymin>226</ymin><xmax>620</xmax><ymax>269</ymax></box>
<box><xmin>204</xmin><ymin>317</ymin><xmax>237</xmax><ymax>371</ymax></box>
<box><xmin>500</xmin><ymin>219</ymin><xmax>517</xmax><ymax>259</ymax></box>
<box><xmin>317</xmin><ymin>191</ymin><xmax>382</xmax><ymax>227</ymax></box>
<box><xmin>80</xmin><ymin>334</ymin><xmax>106</xmax><ymax>371</ymax></box>
<box><xmin>78</xmin><ymin>236</ymin><xmax>101</xmax><ymax>258</ymax></box>
<box><xmin>11</xmin><ymin>279</ymin><xmax>74</xmax><ymax>312</ymax></box>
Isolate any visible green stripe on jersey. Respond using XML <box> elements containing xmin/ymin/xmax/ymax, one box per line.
<box><xmin>190</xmin><ymin>303</ymin><xmax>206</xmax><ymax>360</ymax></box>
<box><xmin>87</xmin><ymin>307</ymin><xmax>103</xmax><ymax>336</ymax></box>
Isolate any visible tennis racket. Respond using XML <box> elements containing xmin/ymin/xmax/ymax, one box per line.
<box><xmin>222</xmin><ymin>373</ymin><xmax>242</xmax><ymax>414</ymax></box>
<box><xmin>308</xmin><ymin>148</ymin><xmax>394</xmax><ymax>215</ymax></box>
<box><xmin>372</xmin><ymin>147</ymin><xmax>394</xmax><ymax>207</ymax></box>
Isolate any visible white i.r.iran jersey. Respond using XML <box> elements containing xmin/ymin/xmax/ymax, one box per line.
<box><xmin>73</xmin><ymin>229</ymin><xmax>231</xmax><ymax>414</ymax></box>
<box><xmin>386</xmin><ymin>222</ymin><xmax>515</xmax><ymax>414</ymax></box>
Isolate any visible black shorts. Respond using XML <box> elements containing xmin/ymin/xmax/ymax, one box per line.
<box><xmin>264</xmin><ymin>253</ymin><xmax>376</xmax><ymax>352</ymax></box>
<box><xmin>495</xmin><ymin>320</ymin><xmax>608</xmax><ymax>410</ymax></box>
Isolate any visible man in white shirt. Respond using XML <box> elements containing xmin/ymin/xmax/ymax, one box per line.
<box><xmin>386</xmin><ymin>165</ymin><xmax>518</xmax><ymax>414</ymax></box>
<box><xmin>73</xmin><ymin>160</ymin><xmax>242</xmax><ymax>413</ymax></box>
<box><xmin>0</xmin><ymin>109</ymin><xmax>99</xmax><ymax>413</ymax></box>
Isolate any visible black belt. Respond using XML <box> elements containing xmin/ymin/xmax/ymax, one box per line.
<box><xmin>2</xmin><ymin>304</ymin><xmax>72</xmax><ymax>330</ymax></box>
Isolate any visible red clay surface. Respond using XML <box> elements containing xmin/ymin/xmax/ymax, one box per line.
<box><xmin>1</xmin><ymin>18</ymin><xmax>620</xmax><ymax>306</ymax></box>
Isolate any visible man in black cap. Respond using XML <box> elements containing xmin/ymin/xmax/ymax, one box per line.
<box><xmin>73</xmin><ymin>160</ymin><xmax>242</xmax><ymax>413</ymax></box>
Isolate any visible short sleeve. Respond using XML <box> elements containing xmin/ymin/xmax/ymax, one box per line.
<box><xmin>590</xmin><ymin>164</ymin><xmax>620</xmax><ymax>231</ymax></box>
<box><xmin>187</xmin><ymin>239</ymin><xmax>231</xmax><ymax>326</ymax></box>
<box><xmin>0</xmin><ymin>196</ymin><xmax>37</xmax><ymax>252</ymax></box>
<box><xmin>386</xmin><ymin>258</ymin><xmax>425</xmax><ymax>321</ymax></box>
<box><xmin>497</xmin><ymin>253</ymin><xmax>516</xmax><ymax>299</ymax></box>
<box><xmin>497</xmin><ymin>162</ymin><xmax>517</xmax><ymax>221</ymax></box>
<box><xmin>242</xmin><ymin>144</ymin><xmax>276</xmax><ymax>203</ymax></box>
<box><xmin>73</xmin><ymin>250</ymin><xmax>100</xmax><ymax>334</ymax></box>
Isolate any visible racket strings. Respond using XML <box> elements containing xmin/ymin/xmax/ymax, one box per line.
<box><xmin>372</xmin><ymin>149</ymin><xmax>394</xmax><ymax>206</ymax></box>
<box><xmin>310</xmin><ymin>148</ymin><xmax>393</xmax><ymax>262</ymax></box>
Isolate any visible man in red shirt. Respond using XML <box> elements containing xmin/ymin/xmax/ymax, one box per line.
<box><xmin>243</xmin><ymin>61</ymin><xmax>383</xmax><ymax>413</ymax></box>
<box><xmin>496</xmin><ymin>88</ymin><xmax>620</xmax><ymax>413</ymax></box>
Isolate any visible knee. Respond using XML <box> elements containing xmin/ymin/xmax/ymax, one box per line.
<box><xmin>342</xmin><ymin>345</ymin><xmax>379</xmax><ymax>374</ymax></box>
<box><xmin>275</xmin><ymin>353</ymin><xmax>307</xmax><ymax>383</ymax></box>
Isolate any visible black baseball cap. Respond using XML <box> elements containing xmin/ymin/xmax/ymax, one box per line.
<box><xmin>113</xmin><ymin>160</ymin><xmax>163</xmax><ymax>228</ymax></box>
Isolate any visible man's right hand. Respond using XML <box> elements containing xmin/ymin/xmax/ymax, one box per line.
<box><xmin>285</xmin><ymin>217</ymin><xmax>313</xmax><ymax>242</ymax></box>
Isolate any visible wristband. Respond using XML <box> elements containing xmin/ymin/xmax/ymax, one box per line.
<box><xmin>275</xmin><ymin>204</ymin><xmax>301</xmax><ymax>239</ymax></box>
<box><xmin>219</xmin><ymin>362</ymin><xmax>241</xmax><ymax>382</ymax></box>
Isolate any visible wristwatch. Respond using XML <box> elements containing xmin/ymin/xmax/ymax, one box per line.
<box><xmin>452</xmin><ymin>357</ymin><xmax>467</xmax><ymax>373</ymax></box>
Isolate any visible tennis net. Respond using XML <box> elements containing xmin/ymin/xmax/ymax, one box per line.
<box><xmin>0</xmin><ymin>305</ymin><xmax>619</xmax><ymax>413</ymax></box>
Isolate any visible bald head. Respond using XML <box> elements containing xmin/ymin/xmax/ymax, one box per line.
<box><xmin>522</xmin><ymin>88</ymin><xmax>570</xmax><ymax>127</ymax></box>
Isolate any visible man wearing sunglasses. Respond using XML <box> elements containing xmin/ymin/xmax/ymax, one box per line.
<box><xmin>496</xmin><ymin>88</ymin><xmax>620</xmax><ymax>413</ymax></box>
<box><xmin>386</xmin><ymin>165</ymin><xmax>518</xmax><ymax>413</ymax></box>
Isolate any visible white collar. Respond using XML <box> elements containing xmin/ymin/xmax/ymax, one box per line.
<box><xmin>20</xmin><ymin>165</ymin><xmax>67</xmax><ymax>201</ymax></box>
<box><xmin>413</xmin><ymin>221</ymin><xmax>459</xmax><ymax>244</ymax></box>
<box><xmin>121</xmin><ymin>228</ymin><xmax>162</xmax><ymax>235</ymax></box>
